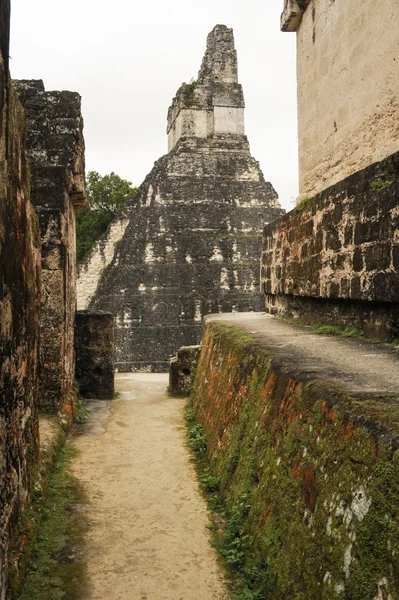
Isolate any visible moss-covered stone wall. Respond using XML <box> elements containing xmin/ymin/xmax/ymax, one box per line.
<box><xmin>0</xmin><ymin>4</ymin><xmax>41</xmax><ymax>595</ymax></box>
<box><xmin>191</xmin><ymin>321</ymin><xmax>399</xmax><ymax>599</ymax></box>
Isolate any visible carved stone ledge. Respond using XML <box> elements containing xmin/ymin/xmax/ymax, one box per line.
<box><xmin>281</xmin><ymin>0</ymin><xmax>311</xmax><ymax>32</ymax></box>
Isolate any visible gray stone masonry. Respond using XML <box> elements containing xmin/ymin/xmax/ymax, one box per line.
<box><xmin>75</xmin><ymin>311</ymin><xmax>114</xmax><ymax>399</ymax></box>
<box><xmin>77</xmin><ymin>24</ymin><xmax>284</xmax><ymax>372</ymax></box>
<box><xmin>14</xmin><ymin>79</ymin><xmax>87</xmax><ymax>412</ymax></box>
<box><xmin>169</xmin><ymin>346</ymin><xmax>201</xmax><ymax>396</ymax></box>
<box><xmin>262</xmin><ymin>151</ymin><xmax>399</xmax><ymax>341</ymax></box>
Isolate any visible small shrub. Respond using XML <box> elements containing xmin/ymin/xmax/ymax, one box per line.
<box><xmin>315</xmin><ymin>324</ymin><xmax>342</xmax><ymax>336</ymax></box>
<box><xmin>73</xmin><ymin>398</ymin><xmax>89</xmax><ymax>424</ymax></box>
<box><xmin>183</xmin><ymin>80</ymin><xmax>197</xmax><ymax>107</ymax></box>
<box><xmin>200</xmin><ymin>471</ymin><xmax>220</xmax><ymax>493</ymax></box>
<box><xmin>315</xmin><ymin>324</ymin><xmax>364</xmax><ymax>338</ymax></box>
<box><xmin>296</xmin><ymin>196</ymin><xmax>312</xmax><ymax>210</ymax></box>
<box><xmin>188</xmin><ymin>423</ymin><xmax>207</xmax><ymax>455</ymax></box>
<box><xmin>342</xmin><ymin>326</ymin><xmax>364</xmax><ymax>338</ymax></box>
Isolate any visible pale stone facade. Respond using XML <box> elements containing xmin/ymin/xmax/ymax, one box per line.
<box><xmin>282</xmin><ymin>0</ymin><xmax>399</xmax><ymax>197</ymax></box>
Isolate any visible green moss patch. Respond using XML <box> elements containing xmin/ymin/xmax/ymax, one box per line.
<box><xmin>189</xmin><ymin>322</ymin><xmax>399</xmax><ymax>599</ymax></box>
<box><xmin>13</xmin><ymin>444</ymin><xmax>88</xmax><ymax>600</ymax></box>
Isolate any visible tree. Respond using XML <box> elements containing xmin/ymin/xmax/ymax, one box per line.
<box><xmin>76</xmin><ymin>171</ymin><xmax>137</xmax><ymax>263</ymax></box>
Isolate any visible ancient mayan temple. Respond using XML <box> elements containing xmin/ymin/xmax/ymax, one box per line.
<box><xmin>77</xmin><ymin>24</ymin><xmax>283</xmax><ymax>371</ymax></box>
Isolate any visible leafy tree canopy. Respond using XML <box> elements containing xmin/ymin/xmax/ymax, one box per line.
<box><xmin>76</xmin><ymin>171</ymin><xmax>137</xmax><ymax>263</ymax></box>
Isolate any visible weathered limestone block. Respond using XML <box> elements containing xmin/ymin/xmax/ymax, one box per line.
<box><xmin>0</xmin><ymin>2</ymin><xmax>40</xmax><ymax>594</ymax></box>
<box><xmin>77</xmin><ymin>25</ymin><xmax>283</xmax><ymax>372</ymax></box>
<box><xmin>280</xmin><ymin>0</ymin><xmax>310</xmax><ymax>32</ymax></box>
<box><xmin>14</xmin><ymin>79</ymin><xmax>87</xmax><ymax>413</ymax></box>
<box><xmin>169</xmin><ymin>345</ymin><xmax>201</xmax><ymax>396</ymax></box>
<box><xmin>75</xmin><ymin>311</ymin><xmax>114</xmax><ymax>399</ymax></box>
<box><xmin>283</xmin><ymin>0</ymin><xmax>399</xmax><ymax>197</ymax></box>
<box><xmin>261</xmin><ymin>151</ymin><xmax>399</xmax><ymax>340</ymax></box>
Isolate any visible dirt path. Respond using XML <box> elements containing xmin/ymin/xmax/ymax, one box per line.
<box><xmin>70</xmin><ymin>373</ymin><xmax>229</xmax><ymax>600</ymax></box>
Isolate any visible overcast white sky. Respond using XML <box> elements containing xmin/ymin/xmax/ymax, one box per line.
<box><xmin>10</xmin><ymin>0</ymin><xmax>298</xmax><ymax>210</ymax></box>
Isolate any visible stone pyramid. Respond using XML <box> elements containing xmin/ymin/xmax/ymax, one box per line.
<box><xmin>77</xmin><ymin>24</ymin><xmax>284</xmax><ymax>371</ymax></box>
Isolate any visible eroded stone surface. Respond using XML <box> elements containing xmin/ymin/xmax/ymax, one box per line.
<box><xmin>75</xmin><ymin>311</ymin><xmax>114</xmax><ymax>400</ymax></box>
<box><xmin>77</xmin><ymin>24</ymin><xmax>283</xmax><ymax>372</ymax></box>
<box><xmin>0</xmin><ymin>5</ymin><xmax>40</xmax><ymax>594</ymax></box>
<box><xmin>14</xmin><ymin>79</ymin><xmax>87</xmax><ymax>413</ymax></box>
<box><xmin>169</xmin><ymin>345</ymin><xmax>201</xmax><ymax>396</ymax></box>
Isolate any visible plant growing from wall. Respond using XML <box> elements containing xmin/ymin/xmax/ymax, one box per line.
<box><xmin>183</xmin><ymin>80</ymin><xmax>197</xmax><ymax>107</ymax></box>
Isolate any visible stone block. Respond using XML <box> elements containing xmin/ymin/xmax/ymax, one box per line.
<box><xmin>75</xmin><ymin>311</ymin><xmax>114</xmax><ymax>399</ymax></box>
<box><xmin>169</xmin><ymin>345</ymin><xmax>201</xmax><ymax>396</ymax></box>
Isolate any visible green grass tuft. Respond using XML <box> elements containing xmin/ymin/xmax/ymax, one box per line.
<box><xmin>315</xmin><ymin>323</ymin><xmax>364</xmax><ymax>338</ymax></box>
<box><xmin>15</xmin><ymin>445</ymin><xmax>88</xmax><ymax>600</ymax></box>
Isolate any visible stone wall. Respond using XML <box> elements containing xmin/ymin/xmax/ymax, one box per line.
<box><xmin>0</xmin><ymin>2</ymin><xmax>41</xmax><ymax>594</ymax></box>
<box><xmin>14</xmin><ymin>80</ymin><xmax>87</xmax><ymax>413</ymax></box>
<box><xmin>191</xmin><ymin>317</ymin><xmax>399</xmax><ymax>599</ymax></box>
<box><xmin>77</xmin><ymin>25</ymin><xmax>283</xmax><ymax>372</ymax></box>
<box><xmin>261</xmin><ymin>152</ymin><xmax>399</xmax><ymax>340</ymax></box>
<box><xmin>282</xmin><ymin>0</ymin><xmax>399</xmax><ymax>197</ymax></box>
<box><xmin>75</xmin><ymin>311</ymin><xmax>114</xmax><ymax>399</ymax></box>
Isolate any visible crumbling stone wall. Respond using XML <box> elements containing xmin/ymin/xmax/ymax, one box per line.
<box><xmin>282</xmin><ymin>0</ymin><xmax>399</xmax><ymax>197</ymax></box>
<box><xmin>75</xmin><ymin>311</ymin><xmax>114</xmax><ymax>399</ymax></box>
<box><xmin>0</xmin><ymin>2</ymin><xmax>40</xmax><ymax>593</ymax></box>
<box><xmin>77</xmin><ymin>25</ymin><xmax>283</xmax><ymax>372</ymax></box>
<box><xmin>14</xmin><ymin>80</ymin><xmax>87</xmax><ymax>413</ymax></box>
<box><xmin>261</xmin><ymin>152</ymin><xmax>399</xmax><ymax>341</ymax></box>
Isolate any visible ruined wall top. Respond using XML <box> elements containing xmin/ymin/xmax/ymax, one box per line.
<box><xmin>167</xmin><ymin>25</ymin><xmax>245</xmax><ymax>150</ymax></box>
<box><xmin>197</xmin><ymin>25</ymin><xmax>238</xmax><ymax>85</ymax></box>
<box><xmin>14</xmin><ymin>79</ymin><xmax>87</xmax><ymax>209</ymax></box>
<box><xmin>281</xmin><ymin>0</ymin><xmax>311</xmax><ymax>32</ymax></box>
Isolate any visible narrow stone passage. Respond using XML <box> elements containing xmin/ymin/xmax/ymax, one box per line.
<box><xmin>70</xmin><ymin>373</ymin><xmax>229</xmax><ymax>600</ymax></box>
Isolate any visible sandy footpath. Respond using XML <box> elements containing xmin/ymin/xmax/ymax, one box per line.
<box><xmin>69</xmin><ymin>373</ymin><xmax>229</xmax><ymax>600</ymax></box>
